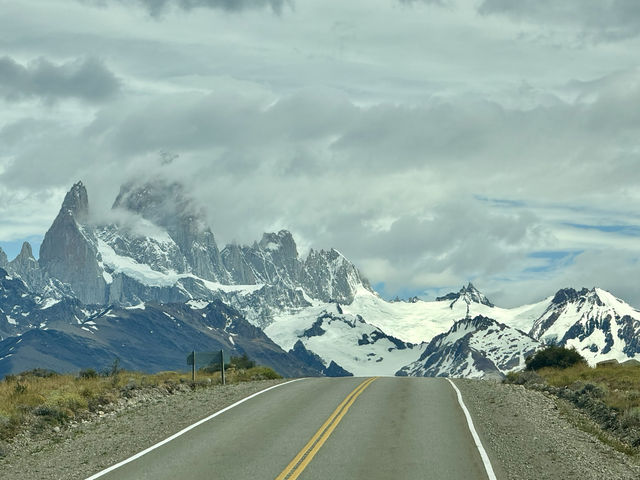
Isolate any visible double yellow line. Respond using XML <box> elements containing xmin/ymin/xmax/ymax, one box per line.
<box><xmin>275</xmin><ymin>377</ymin><xmax>377</xmax><ymax>480</ymax></box>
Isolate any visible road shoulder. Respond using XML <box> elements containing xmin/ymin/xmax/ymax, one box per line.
<box><xmin>455</xmin><ymin>379</ymin><xmax>640</xmax><ymax>480</ymax></box>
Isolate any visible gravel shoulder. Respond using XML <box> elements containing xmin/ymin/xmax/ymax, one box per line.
<box><xmin>456</xmin><ymin>379</ymin><xmax>640</xmax><ymax>480</ymax></box>
<box><xmin>0</xmin><ymin>379</ymin><xmax>285</xmax><ymax>480</ymax></box>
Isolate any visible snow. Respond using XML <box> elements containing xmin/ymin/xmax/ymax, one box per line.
<box><xmin>126</xmin><ymin>302</ymin><xmax>146</xmax><ymax>310</ymax></box>
<box><xmin>266</xmin><ymin>303</ymin><xmax>425</xmax><ymax>376</ymax></box>
<box><xmin>264</xmin><ymin>241</ymin><xmax>280</xmax><ymax>251</ymax></box>
<box><xmin>187</xmin><ymin>299</ymin><xmax>209</xmax><ymax>310</ymax></box>
<box><xmin>228</xmin><ymin>335</ymin><xmax>235</xmax><ymax>346</ymax></box>
<box><xmin>98</xmin><ymin>239</ymin><xmax>180</xmax><ymax>288</ymax></box>
<box><xmin>98</xmin><ymin>238</ymin><xmax>265</xmax><ymax>295</ymax></box>
<box><xmin>341</xmin><ymin>287</ymin><xmax>554</xmax><ymax>344</ymax></box>
<box><xmin>102</xmin><ymin>270</ymin><xmax>113</xmax><ymax>284</ymax></box>
<box><xmin>6</xmin><ymin>315</ymin><xmax>16</xmax><ymax>325</ymax></box>
<box><xmin>39</xmin><ymin>298</ymin><xmax>61</xmax><ymax>310</ymax></box>
<box><xmin>198</xmin><ymin>279</ymin><xmax>264</xmax><ymax>295</ymax></box>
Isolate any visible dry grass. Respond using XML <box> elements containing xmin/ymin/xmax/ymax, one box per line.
<box><xmin>537</xmin><ymin>363</ymin><xmax>640</xmax><ymax>413</ymax></box>
<box><xmin>0</xmin><ymin>365</ymin><xmax>281</xmax><ymax>443</ymax></box>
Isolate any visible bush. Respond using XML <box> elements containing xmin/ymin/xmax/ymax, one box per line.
<box><xmin>504</xmin><ymin>370</ymin><xmax>544</xmax><ymax>385</ymax></box>
<box><xmin>231</xmin><ymin>354</ymin><xmax>256</xmax><ymax>370</ymax></box>
<box><xmin>78</xmin><ymin>368</ymin><xmax>98</xmax><ymax>379</ymax></box>
<box><xmin>33</xmin><ymin>405</ymin><xmax>69</xmax><ymax>425</ymax></box>
<box><xmin>19</xmin><ymin>368</ymin><xmax>58</xmax><ymax>378</ymax></box>
<box><xmin>525</xmin><ymin>345</ymin><xmax>587</xmax><ymax>371</ymax></box>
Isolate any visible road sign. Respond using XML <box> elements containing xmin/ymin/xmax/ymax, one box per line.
<box><xmin>187</xmin><ymin>350</ymin><xmax>231</xmax><ymax>384</ymax></box>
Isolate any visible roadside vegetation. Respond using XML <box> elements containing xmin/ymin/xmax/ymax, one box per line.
<box><xmin>0</xmin><ymin>357</ymin><xmax>280</xmax><ymax>448</ymax></box>
<box><xmin>506</xmin><ymin>346</ymin><xmax>640</xmax><ymax>455</ymax></box>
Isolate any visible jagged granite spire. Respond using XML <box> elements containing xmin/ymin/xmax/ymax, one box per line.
<box><xmin>59</xmin><ymin>181</ymin><xmax>89</xmax><ymax>223</ymax></box>
<box><xmin>39</xmin><ymin>181</ymin><xmax>106</xmax><ymax>304</ymax></box>
<box><xmin>7</xmin><ymin>242</ymin><xmax>41</xmax><ymax>288</ymax></box>
<box><xmin>0</xmin><ymin>247</ymin><xmax>7</xmax><ymax>269</ymax></box>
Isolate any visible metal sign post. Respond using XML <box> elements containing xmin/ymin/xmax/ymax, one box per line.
<box><xmin>187</xmin><ymin>350</ymin><xmax>230</xmax><ymax>384</ymax></box>
<box><xmin>220</xmin><ymin>349</ymin><xmax>225</xmax><ymax>386</ymax></box>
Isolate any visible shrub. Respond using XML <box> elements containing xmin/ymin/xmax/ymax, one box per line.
<box><xmin>504</xmin><ymin>370</ymin><xmax>544</xmax><ymax>385</ymax></box>
<box><xmin>525</xmin><ymin>345</ymin><xmax>587</xmax><ymax>371</ymax></box>
<box><xmin>620</xmin><ymin>407</ymin><xmax>640</xmax><ymax>429</ymax></box>
<box><xmin>33</xmin><ymin>405</ymin><xmax>69</xmax><ymax>425</ymax></box>
<box><xmin>78</xmin><ymin>368</ymin><xmax>98</xmax><ymax>379</ymax></box>
<box><xmin>20</xmin><ymin>368</ymin><xmax>58</xmax><ymax>378</ymax></box>
<box><xmin>231</xmin><ymin>354</ymin><xmax>256</xmax><ymax>370</ymax></box>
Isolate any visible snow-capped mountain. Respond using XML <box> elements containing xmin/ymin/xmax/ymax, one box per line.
<box><xmin>2</xmin><ymin>179</ymin><xmax>640</xmax><ymax>378</ymax></box>
<box><xmin>35</xmin><ymin>181</ymin><xmax>371</xmax><ymax>325</ymax></box>
<box><xmin>265</xmin><ymin>302</ymin><xmax>424</xmax><ymax>376</ymax></box>
<box><xmin>397</xmin><ymin>315</ymin><xmax>539</xmax><ymax>379</ymax></box>
<box><xmin>1</xmin><ymin>180</ymin><xmax>380</xmax><ymax>376</ymax></box>
<box><xmin>530</xmin><ymin>287</ymin><xmax>640</xmax><ymax>365</ymax></box>
<box><xmin>342</xmin><ymin>284</ymin><xmax>549</xmax><ymax>345</ymax></box>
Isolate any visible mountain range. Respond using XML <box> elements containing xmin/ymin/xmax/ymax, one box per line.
<box><xmin>1</xmin><ymin>180</ymin><xmax>639</xmax><ymax>379</ymax></box>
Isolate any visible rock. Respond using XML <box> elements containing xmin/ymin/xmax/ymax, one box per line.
<box><xmin>39</xmin><ymin>181</ymin><xmax>107</xmax><ymax>304</ymax></box>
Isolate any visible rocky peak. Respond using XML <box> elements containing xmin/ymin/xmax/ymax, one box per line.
<box><xmin>7</xmin><ymin>242</ymin><xmax>41</xmax><ymax>289</ymax></box>
<box><xmin>259</xmin><ymin>230</ymin><xmax>299</xmax><ymax>260</ymax></box>
<box><xmin>60</xmin><ymin>181</ymin><xmax>89</xmax><ymax>223</ymax></box>
<box><xmin>551</xmin><ymin>287</ymin><xmax>581</xmax><ymax>305</ymax></box>
<box><xmin>436</xmin><ymin>282</ymin><xmax>494</xmax><ymax>308</ymax></box>
<box><xmin>39</xmin><ymin>183</ymin><xmax>106</xmax><ymax>304</ymax></box>
<box><xmin>9</xmin><ymin>242</ymin><xmax>37</xmax><ymax>269</ymax></box>
<box><xmin>112</xmin><ymin>179</ymin><xmax>227</xmax><ymax>282</ymax></box>
<box><xmin>0</xmin><ymin>247</ymin><xmax>7</xmax><ymax>269</ymax></box>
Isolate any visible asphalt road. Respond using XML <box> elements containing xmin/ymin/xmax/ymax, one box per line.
<box><xmin>89</xmin><ymin>377</ymin><xmax>493</xmax><ymax>480</ymax></box>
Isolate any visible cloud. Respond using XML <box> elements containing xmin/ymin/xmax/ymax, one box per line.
<box><xmin>478</xmin><ymin>0</ymin><xmax>640</xmax><ymax>41</ymax></box>
<box><xmin>84</xmin><ymin>0</ymin><xmax>292</xmax><ymax>16</ymax></box>
<box><xmin>0</xmin><ymin>56</ymin><xmax>120</xmax><ymax>103</ymax></box>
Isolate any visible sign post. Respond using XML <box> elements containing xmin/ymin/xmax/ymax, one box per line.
<box><xmin>187</xmin><ymin>350</ymin><xmax>230</xmax><ymax>384</ymax></box>
<box><xmin>220</xmin><ymin>349</ymin><xmax>225</xmax><ymax>386</ymax></box>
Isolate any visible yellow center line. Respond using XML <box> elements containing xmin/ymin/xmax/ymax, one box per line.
<box><xmin>275</xmin><ymin>377</ymin><xmax>378</xmax><ymax>480</ymax></box>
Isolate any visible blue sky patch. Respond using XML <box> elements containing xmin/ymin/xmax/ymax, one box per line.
<box><xmin>0</xmin><ymin>236</ymin><xmax>43</xmax><ymax>261</ymax></box>
<box><xmin>474</xmin><ymin>195</ymin><xmax>526</xmax><ymax>208</ymax></box>
<box><xmin>524</xmin><ymin>250</ymin><xmax>582</xmax><ymax>273</ymax></box>
<box><xmin>565</xmin><ymin>223</ymin><xmax>640</xmax><ymax>237</ymax></box>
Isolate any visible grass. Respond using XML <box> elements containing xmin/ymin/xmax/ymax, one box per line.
<box><xmin>535</xmin><ymin>362</ymin><xmax>640</xmax><ymax>413</ymax></box>
<box><xmin>0</xmin><ymin>365</ymin><xmax>281</xmax><ymax>444</ymax></box>
<box><xmin>507</xmin><ymin>361</ymin><xmax>640</xmax><ymax>455</ymax></box>
<box><xmin>554</xmin><ymin>398</ymin><xmax>638</xmax><ymax>457</ymax></box>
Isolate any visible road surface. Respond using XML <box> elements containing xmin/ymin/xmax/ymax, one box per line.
<box><xmin>88</xmin><ymin>377</ymin><xmax>494</xmax><ymax>479</ymax></box>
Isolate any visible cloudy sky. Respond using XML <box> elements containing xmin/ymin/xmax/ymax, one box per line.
<box><xmin>1</xmin><ymin>0</ymin><xmax>640</xmax><ymax>307</ymax></box>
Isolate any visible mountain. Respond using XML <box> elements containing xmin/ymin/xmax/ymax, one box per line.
<box><xmin>435</xmin><ymin>282</ymin><xmax>495</xmax><ymax>308</ymax></box>
<box><xmin>2</xmin><ymin>179</ymin><xmax>640</xmax><ymax>379</ymax></box>
<box><xmin>0</xmin><ymin>180</ymin><xmax>377</xmax><ymax>376</ymax></box>
<box><xmin>0</xmin><ymin>299</ymin><xmax>319</xmax><ymax>378</ymax></box>
<box><xmin>264</xmin><ymin>302</ymin><xmax>425</xmax><ymax>376</ymax></box>
<box><xmin>396</xmin><ymin>315</ymin><xmax>539</xmax><ymax>379</ymax></box>
<box><xmin>529</xmin><ymin>287</ymin><xmax>640</xmax><ymax>364</ymax></box>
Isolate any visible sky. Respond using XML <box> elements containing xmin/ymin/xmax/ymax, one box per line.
<box><xmin>1</xmin><ymin>0</ymin><xmax>640</xmax><ymax>307</ymax></box>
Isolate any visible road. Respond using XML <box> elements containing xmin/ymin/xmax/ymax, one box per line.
<box><xmin>88</xmin><ymin>377</ymin><xmax>494</xmax><ymax>479</ymax></box>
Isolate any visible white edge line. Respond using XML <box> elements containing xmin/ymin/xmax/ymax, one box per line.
<box><xmin>85</xmin><ymin>378</ymin><xmax>304</xmax><ymax>480</ymax></box>
<box><xmin>446</xmin><ymin>378</ymin><xmax>498</xmax><ymax>480</ymax></box>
